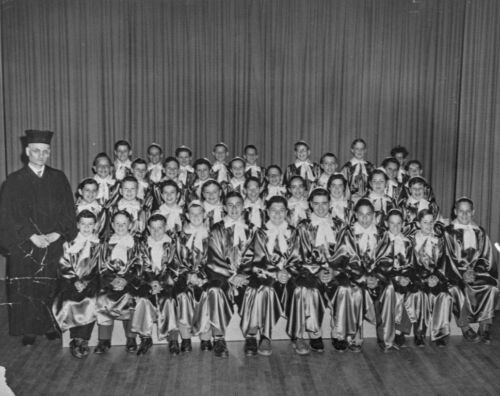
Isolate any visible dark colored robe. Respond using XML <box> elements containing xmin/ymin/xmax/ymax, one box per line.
<box><xmin>0</xmin><ymin>165</ymin><xmax>77</xmax><ymax>335</ymax></box>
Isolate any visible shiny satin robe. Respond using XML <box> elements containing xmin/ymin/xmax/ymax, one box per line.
<box><xmin>363</xmin><ymin>192</ymin><xmax>398</xmax><ymax>229</ymax></box>
<box><xmin>244</xmin><ymin>164</ymin><xmax>265</xmax><ymax>183</ymax></box>
<box><xmin>75</xmin><ymin>200</ymin><xmax>108</xmax><ymax>240</ymax></box>
<box><xmin>243</xmin><ymin>199</ymin><xmax>267</xmax><ymax>229</ymax></box>
<box><xmin>400</xmin><ymin>197</ymin><xmax>439</xmax><ymax>225</ymax></box>
<box><xmin>287</xmin><ymin>218</ymin><xmax>344</xmax><ymax>339</ymax></box>
<box><xmin>340</xmin><ymin>159</ymin><xmax>375</xmax><ymax>200</ymax></box>
<box><xmin>131</xmin><ymin>238</ymin><xmax>180</xmax><ymax>339</ymax></box>
<box><xmin>329</xmin><ymin>225</ymin><xmax>380</xmax><ymax>342</ymax></box>
<box><xmin>442</xmin><ymin>222</ymin><xmax>499</xmax><ymax>326</ymax></box>
<box><xmin>95</xmin><ymin>238</ymin><xmax>143</xmax><ymax>326</ymax></box>
<box><xmin>371</xmin><ymin>232</ymin><xmax>422</xmax><ymax>345</ymax></box>
<box><xmin>410</xmin><ymin>231</ymin><xmax>452</xmax><ymax>340</ymax></box>
<box><xmin>284</xmin><ymin>161</ymin><xmax>321</xmax><ymax>190</ymax></box>
<box><xmin>52</xmin><ymin>239</ymin><xmax>100</xmax><ymax>331</ymax></box>
<box><xmin>329</xmin><ymin>198</ymin><xmax>353</xmax><ymax>226</ymax></box>
<box><xmin>110</xmin><ymin>199</ymin><xmax>148</xmax><ymax>239</ymax></box>
<box><xmin>194</xmin><ymin>221</ymin><xmax>255</xmax><ymax>336</ymax></box>
<box><xmin>238</xmin><ymin>224</ymin><xmax>299</xmax><ymax>338</ymax></box>
<box><xmin>94</xmin><ymin>175</ymin><xmax>120</xmax><ymax>209</ymax></box>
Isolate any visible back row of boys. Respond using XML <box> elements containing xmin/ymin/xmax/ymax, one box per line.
<box><xmin>54</xmin><ymin>139</ymin><xmax>498</xmax><ymax>360</ymax></box>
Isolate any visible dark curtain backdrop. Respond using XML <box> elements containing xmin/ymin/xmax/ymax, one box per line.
<box><xmin>0</xmin><ymin>0</ymin><xmax>499</xmax><ymax>247</ymax></box>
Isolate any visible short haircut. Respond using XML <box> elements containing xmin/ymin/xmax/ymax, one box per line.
<box><xmin>77</xmin><ymin>209</ymin><xmax>97</xmax><ymax>223</ymax></box>
<box><xmin>266</xmin><ymin>164</ymin><xmax>282</xmax><ymax>176</ymax></box>
<box><xmin>114</xmin><ymin>140</ymin><xmax>131</xmax><ymax>151</ymax></box>
<box><xmin>131</xmin><ymin>158</ymin><xmax>147</xmax><ymax>168</ymax></box>
<box><xmin>163</xmin><ymin>156</ymin><xmax>180</xmax><ymax>167</ymax></box>
<box><xmin>294</xmin><ymin>141</ymin><xmax>309</xmax><ymax>150</ymax></box>
<box><xmin>175</xmin><ymin>146</ymin><xmax>192</xmax><ymax>157</ymax></box>
<box><xmin>78</xmin><ymin>178</ymin><xmax>98</xmax><ymax>191</ymax></box>
<box><xmin>244</xmin><ymin>176</ymin><xmax>261</xmax><ymax>189</ymax></box>
<box><xmin>201</xmin><ymin>179</ymin><xmax>222</xmax><ymax>195</ymax></box>
<box><xmin>416</xmin><ymin>208</ymin><xmax>436</xmax><ymax>222</ymax></box>
<box><xmin>327</xmin><ymin>174</ymin><xmax>347</xmax><ymax>190</ymax></box>
<box><xmin>148</xmin><ymin>213</ymin><xmax>167</xmax><ymax>226</ymax></box>
<box><xmin>308</xmin><ymin>188</ymin><xmax>330</xmax><ymax>203</ymax></box>
<box><xmin>368</xmin><ymin>169</ymin><xmax>388</xmax><ymax>183</ymax></box>
<box><xmin>455</xmin><ymin>197</ymin><xmax>474</xmax><ymax>210</ymax></box>
<box><xmin>390</xmin><ymin>145</ymin><xmax>409</xmax><ymax>158</ymax></box>
<box><xmin>229</xmin><ymin>157</ymin><xmax>245</xmax><ymax>168</ymax></box>
<box><xmin>147</xmin><ymin>143</ymin><xmax>163</xmax><ymax>155</ymax></box>
<box><xmin>351</xmin><ymin>138</ymin><xmax>367</xmax><ymax>149</ymax></box>
<box><xmin>287</xmin><ymin>175</ymin><xmax>306</xmax><ymax>189</ymax></box>
<box><xmin>92</xmin><ymin>152</ymin><xmax>112</xmax><ymax>167</ymax></box>
<box><xmin>381</xmin><ymin>157</ymin><xmax>400</xmax><ymax>169</ymax></box>
<box><xmin>266</xmin><ymin>195</ymin><xmax>288</xmax><ymax>210</ymax></box>
<box><xmin>244</xmin><ymin>144</ymin><xmax>258</xmax><ymax>154</ymax></box>
<box><xmin>160</xmin><ymin>179</ymin><xmax>180</xmax><ymax>193</ymax></box>
<box><xmin>405</xmin><ymin>159</ymin><xmax>422</xmax><ymax>171</ymax></box>
<box><xmin>386</xmin><ymin>208</ymin><xmax>404</xmax><ymax>222</ymax></box>
<box><xmin>193</xmin><ymin>158</ymin><xmax>211</xmax><ymax>169</ymax></box>
<box><xmin>111</xmin><ymin>209</ymin><xmax>133</xmax><ymax>223</ymax></box>
<box><xmin>121</xmin><ymin>175</ymin><xmax>138</xmax><ymax>187</ymax></box>
<box><xmin>224</xmin><ymin>191</ymin><xmax>244</xmax><ymax>205</ymax></box>
<box><xmin>354</xmin><ymin>198</ymin><xmax>374</xmax><ymax>213</ymax></box>
<box><xmin>320</xmin><ymin>152</ymin><xmax>338</xmax><ymax>164</ymax></box>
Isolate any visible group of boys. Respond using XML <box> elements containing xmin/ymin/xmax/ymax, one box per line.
<box><xmin>54</xmin><ymin>138</ymin><xmax>498</xmax><ymax>359</ymax></box>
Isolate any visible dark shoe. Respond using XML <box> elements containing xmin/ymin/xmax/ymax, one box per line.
<box><xmin>22</xmin><ymin>335</ymin><xmax>36</xmax><ymax>346</ymax></box>
<box><xmin>181</xmin><ymin>338</ymin><xmax>192</xmax><ymax>352</ymax></box>
<box><xmin>395</xmin><ymin>333</ymin><xmax>407</xmax><ymax>348</ymax></box>
<box><xmin>94</xmin><ymin>339</ymin><xmax>111</xmax><ymax>354</ymax></box>
<box><xmin>70</xmin><ymin>338</ymin><xmax>84</xmax><ymax>359</ymax></box>
<box><xmin>80</xmin><ymin>340</ymin><xmax>90</xmax><ymax>356</ymax></box>
<box><xmin>348</xmin><ymin>343</ymin><xmax>362</xmax><ymax>353</ymax></box>
<box><xmin>213</xmin><ymin>338</ymin><xmax>229</xmax><ymax>358</ymax></box>
<box><xmin>137</xmin><ymin>337</ymin><xmax>153</xmax><ymax>355</ymax></box>
<box><xmin>257</xmin><ymin>337</ymin><xmax>272</xmax><ymax>356</ymax></box>
<box><xmin>462</xmin><ymin>327</ymin><xmax>480</xmax><ymax>343</ymax></box>
<box><xmin>126</xmin><ymin>337</ymin><xmax>137</xmax><ymax>352</ymax></box>
<box><xmin>200</xmin><ymin>340</ymin><xmax>213</xmax><ymax>352</ymax></box>
<box><xmin>479</xmin><ymin>324</ymin><xmax>491</xmax><ymax>344</ymax></box>
<box><xmin>414</xmin><ymin>335</ymin><xmax>425</xmax><ymax>348</ymax></box>
<box><xmin>435</xmin><ymin>336</ymin><xmax>448</xmax><ymax>348</ymax></box>
<box><xmin>332</xmin><ymin>338</ymin><xmax>348</xmax><ymax>353</ymax></box>
<box><xmin>169</xmin><ymin>340</ymin><xmax>180</xmax><ymax>355</ymax></box>
<box><xmin>310</xmin><ymin>337</ymin><xmax>324</xmax><ymax>353</ymax></box>
<box><xmin>45</xmin><ymin>331</ymin><xmax>61</xmax><ymax>341</ymax></box>
<box><xmin>244</xmin><ymin>337</ymin><xmax>258</xmax><ymax>356</ymax></box>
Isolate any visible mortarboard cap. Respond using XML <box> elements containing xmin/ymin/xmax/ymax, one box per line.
<box><xmin>25</xmin><ymin>130</ymin><xmax>53</xmax><ymax>144</ymax></box>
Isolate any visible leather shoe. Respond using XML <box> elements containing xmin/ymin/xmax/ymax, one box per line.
<box><xmin>94</xmin><ymin>340</ymin><xmax>111</xmax><ymax>354</ymax></box>
<box><xmin>181</xmin><ymin>339</ymin><xmax>192</xmax><ymax>352</ymax></box>
<box><xmin>126</xmin><ymin>337</ymin><xmax>138</xmax><ymax>352</ymax></box>
<box><xmin>169</xmin><ymin>340</ymin><xmax>180</xmax><ymax>355</ymax></box>
<box><xmin>462</xmin><ymin>327</ymin><xmax>480</xmax><ymax>343</ymax></box>
<box><xmin>244</xmin><ymin>337</ymin><xmax>258</xmax><ymax>356</ymax></box>
<box><xmin>200</xmin><ymin>340</ymin><xmax>213</xmax><ymax>352</ymax></box>
<box><xmin>213</xmin><ymin>338</ymin><xmax>228</xmax><ymax>358</ymax></box>
<box><xmin>137</xmin><ymin>337</ymin><xmax>153</xmax><ymax>355</ymax></box>
<box><xmin>70</xmin><ymin>338</ymin><xmax>84</xmax><ymax>359</ymax></box>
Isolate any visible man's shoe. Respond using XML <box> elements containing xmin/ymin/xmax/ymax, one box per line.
<box><xmin>169</xmin><ymin>340</ymin><xmax>180</xmax><ymax>355</ymax></box>
<box><xmin>310</xmin><ymin>337</ymin><xmax>324</xmax><ymax>353</ymax></box>
<box><xmin>244</xmin><ymin>337</ymin><xmax>258</xmax><ymax>356</ymax></box>
<box><xmin>126</xmin><ymin>337</ymin><xmax>137</xmax><ymax>353</ymax></box>
<box><xmin>257</xmin><ymin>337</ymin><xmax>272</xmax><ymax>356</ymax></box>
<box><xmin>332</xmin><ymin>338</ymin><xmax>348</xmax><ymax>353</ymax></box>
<box><xmin>462</xmin><ymin>327</ymin><xmax>480</xmax><ymax>343</ymax></box>
<box><xmin>94</xmin><ymin>340</ymin><xmax>111</xmax><ymax>354</ymax></box>
<box><xmin>213</xmin><ymin>338</ymin><xmax>229</xmax><ymax>358</ymax></box>
<box><xmin>70</xmin><ymin>338</ymin><xmax>84</xmax><ymax>359</ymax></box>
<box><xmin>137</xmin><ymin>337</ymin><xmax>153</xmax><ymax>355</ymax></box>
<box><xmin>181</xmin><ymin>338</ymin><xmax>192</xmax><ymax>352</ymax></box>
<box><xmin>479</xmin><ymin>324</ymin><xmax>491</xmax><ymax>344</ymax></box>
<box><xmin>22</xmin><ymin>335</ymin><xmax>36</xmax><ymax>346</ymax></box>
<box><xmin>292</xmin><ymin>338</ymin><xmax>310</xmax><ymax>355</ymax></box>
<box><xmin>200</xmin><ymin>340</ymin><xmax>213</xmax><ymax>352</ymax></box>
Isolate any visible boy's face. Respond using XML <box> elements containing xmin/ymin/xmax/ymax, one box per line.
<box><xmin>295</xmin><ymin>144</ymin><xmax>310</xmax><ymax>162</ymax></box>
<box><xmin>231</xmin><ymin>160</ymin><xmax>245</xmax><ymax>179</ymax></box>
<box><xmin>177</xmin><ymin>150</ymin><xmax>192</xmax><ymax>167</ymax></box>
<box><xmin>80</xmin><ymin>183</ymin><xmax>98</xmax><ymax>203</ymax></box>
<box><xmin>351</xmin><ymin>142</ymin><xmax>366</xmax><ymax>160</ymax></box>
<box><xmin>78</xmin><ymin>217</ymin><xmax>96</xmax><ymax>237</ymax></box>
<box><xmin>321</xmin><ymin>156</ymin><xmax>338</xmax><ymax>175</ymax></box>
<box><xmin>329</xmin><ymin>179</ymin><xmax>345</xmax><ymax>199</ymax></box>
<box><xmin>387</xmin><ymin>214</ymin><xmax>403</xmax><ymax>236</ymax></box>
<box><xmin>213</xmin><ymin>146</ymin><xmax>228</xmax><ymax>162</ymax></box>
<box><xmin>356</xmin><ymin>205</ymin><xmax>374</xmax><ymax>228</ymax></box>
<box><xmin>115</xmin><ymin>144</ymin><xmax>131</xmax><ymax>162</ymax></box>
<box><xmin>384</xmin><ymin>162</ymin><xmax>399</xmax><ymax>181</ymax></box>
<box><xmin>225</xmin><ymin>196</ymin><xmax>244</xmax><ymax>220</ymax></box>
<box><xmin>410</xmin><ymin>182</ymin><xmax>425</xmax><ymax>200</ymax></box>
<box><xmin>121</xmin><ymin>181</ymin><xmax>138</xmax><ymax>201</ymax></box>
<box><xmin>161</xmin><ymin>185</ymin><xmax>179</xmax><ymax>206</ymax></box>
<box><xmin>203</xmin><ymin>184</ymin><xmax>221</xmax><ymax>204</ymax></box>
<box><xmin>267</xmin><ymin>168</ymin><xmax>282</xmax><ymax>186</ymax></box>
<box><xmin>310</xmin><ymin>195</ymin><xmax>330</xmax><ymax>218</ymax></box>
<box><xmin>164</xmin><ymin>161</ymin><xmax>179</xmax><ymax>179</ymax></box>
<box><xmin>187</xmin><ymin>206</ymin><xmax>204</xmax><ymax>227</ymax></box>
<box><xmin>244</xmin><ymin>148</ymin><xmax>258</xmax><ymax>165</ymax></box>
<box><xmin>267</xmin><ymin>202</ymin><xmax>287</xmax><ymax>226</ymax></box>
<box><xmin>113</xmin><ymin>214</ymin><xmax>131</xmax><ymax>236</ymax></box>
<box><xmin>289</xmin><ymin>179</ymin><xmax>305</xmax><ymax>199</ymax></box>
<box><xmin>132</xmin><ymin>164</ymin><xmax>147</xmax><ymax>181</ymax></box>
<box><xmin>370</xmin><ymin>174</ymin><xmax>386</xmax><ymax>195</ymax></box>
<box><xmin>408</xmin><ymin>164</ymin><xmax>422</xmax><ymax>178</ymax></box>
<box><xmin>419</xmin><ymin>214</ymin><xmax>434</xmax><ymax>235</ymax></box>
<box><xmin>149</xmin><ymin>220</ymin><xmax>167</xmax><ymax>241</ymax></box>
<box><xmin>94</xmin><ymin>158</ymin><xmax>112</xmax><ymax>178</ymax></box>
<box><xmin>245</xmin><ymin>180</ymin><xmax>261</xmax><ymax>201</ymax></box>
<box><xmin>195</xmin><ymin>164</ymin><xmax>210</xmax><ymax>181</ymax></box>
<box><xmin>148</xmin><ymin>147</ymin><xmax>162</xmax><ymax>165</ymax></box>
<box><xmin>394</xmin><ymin>152</ymin><xmax>406</xmax><ymax>166</ymax></box>
<box><xmin>455</xmin><ymin>202</ymin><xmax>474</xmax><ymax>226</ymax></box>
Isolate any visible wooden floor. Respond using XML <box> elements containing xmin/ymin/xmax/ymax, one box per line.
<box><xmin>1</xmin><ymin>281</ymin><xmax>500</xmax><ymax>396</ymax></box>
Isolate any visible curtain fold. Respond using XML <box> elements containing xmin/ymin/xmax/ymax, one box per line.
<box><xmin>0</xmin><ymin>0</ymin><xmax>498</xmax><ymax>245</ymax></box>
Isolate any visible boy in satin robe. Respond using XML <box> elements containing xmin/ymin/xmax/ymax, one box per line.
<box><xmin>155</xmin><ymin>180</ymin><xmax>185</xmax><ymax>236</ymax></box>
<box><xmin>243</xmin><ymin>144</ymin><xmax>265</xmax><ymax>183</ymax></box>
<box><xmin>289</xmin><ymin>188</ymin><xmax>343</xmax><ymax>355</ymax></box>
<box><xmin>243</xmin><ymin>177</ymin><xmax>266</xmax><ymax>229</ymax></box>
<box><xmin>201</xmin><ymin>180</ymin><xmax>225</xmax><ymax>229</ymax></box>
<box><xmin>75</xmin><ymin>178</ymin><xmax>107</xmax><ymax>239</ymax></box>
<box><xmin>262</xmin><ymin>165</ymin><xmax>287</xmax><ymax>202</ymax></box>
<box><xmin>132</xmin><ymin>214</ymin><xmax>180</xmax><ymax>355</ymax></box>
<box><xmin>287</xmin><ymin>176</ymin><xmax>310</xmax><ymax>227</ymax></box>
<box><xmin>189</xmin><ymin>158</ymin><xmax>212</xmax><ymax>202</ymax></box>
<box><xmin>53</xmin><ymin>210</ymin><xmax>100</xmax><ymax>358</ymax></box>
<box><xmin>210</xmin><ymin>142</ymin><xmax>230</xmax><ymax>186</ymax></box>
<box><xmin>327</xmin><ymin>174</ymin><xmax>353</xmax><ymax>226</ymax></box>
<box><xmin>284</xmin><ymin>140</ymin><xmax>321</xmax><ymax>191</ymax></box>
<box><xmin>363</xmin><ymin>169</ymin><xmax>398</xmax><ymax>230</ymax></box>
<box><xmin>195</xmin><ymin>192</ymin><xmax>255</xmax><ymax>357</ymax></box>
<box><xmin>340</xmin><ymin>138</ymin><xmax>375</xmax><ymax>202</ymax></box>
<box><xmin>94</xmin><ymin>211</ymin><xmax>143</xmax><ymax>354</ymax></box>
<box><xmin>92</xmin><ymin>152</ymin><xmax>120</xmax><ymax>209</ymax></box>
<box><xmin>113</xmin><ymin>140</ymin><xmax>133</xmax><ymax>182</ymax></box>
<box><xmin>239</xmin><ymin>195</ymin><xmax>298</xmax><ymax>356</ymax></box>
<box><xmin>442</xmin><ymin>197</ymin><xmax>498</xmax><ymax>343</ymax></box>
<box><xmin>316</xmin><ymin>153</ymin><xmax>339</xmax><ymax>189</ymax></box>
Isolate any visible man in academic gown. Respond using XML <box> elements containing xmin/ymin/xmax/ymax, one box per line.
<box><xmin>0</xmin><ymin>130</ymin><xmax>77</xmax><ymax>344</ymax></box>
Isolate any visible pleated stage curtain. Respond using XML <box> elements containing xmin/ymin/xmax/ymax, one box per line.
<box><xmin>0</xmin><ymin>0</ymin><xmax>499</xmax><ymax>245</ymax></box>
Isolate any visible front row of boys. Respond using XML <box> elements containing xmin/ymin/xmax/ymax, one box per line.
<box><xmin>54</xmin><ymin>187</ymin><xmax>498</xmax><ymax>359</ymax></box>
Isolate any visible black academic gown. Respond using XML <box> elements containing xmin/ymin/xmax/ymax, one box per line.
<box><xmin>0</xmin><ymin>165</ymin><xmax>77</xmax><ymax>335</ymax></box>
